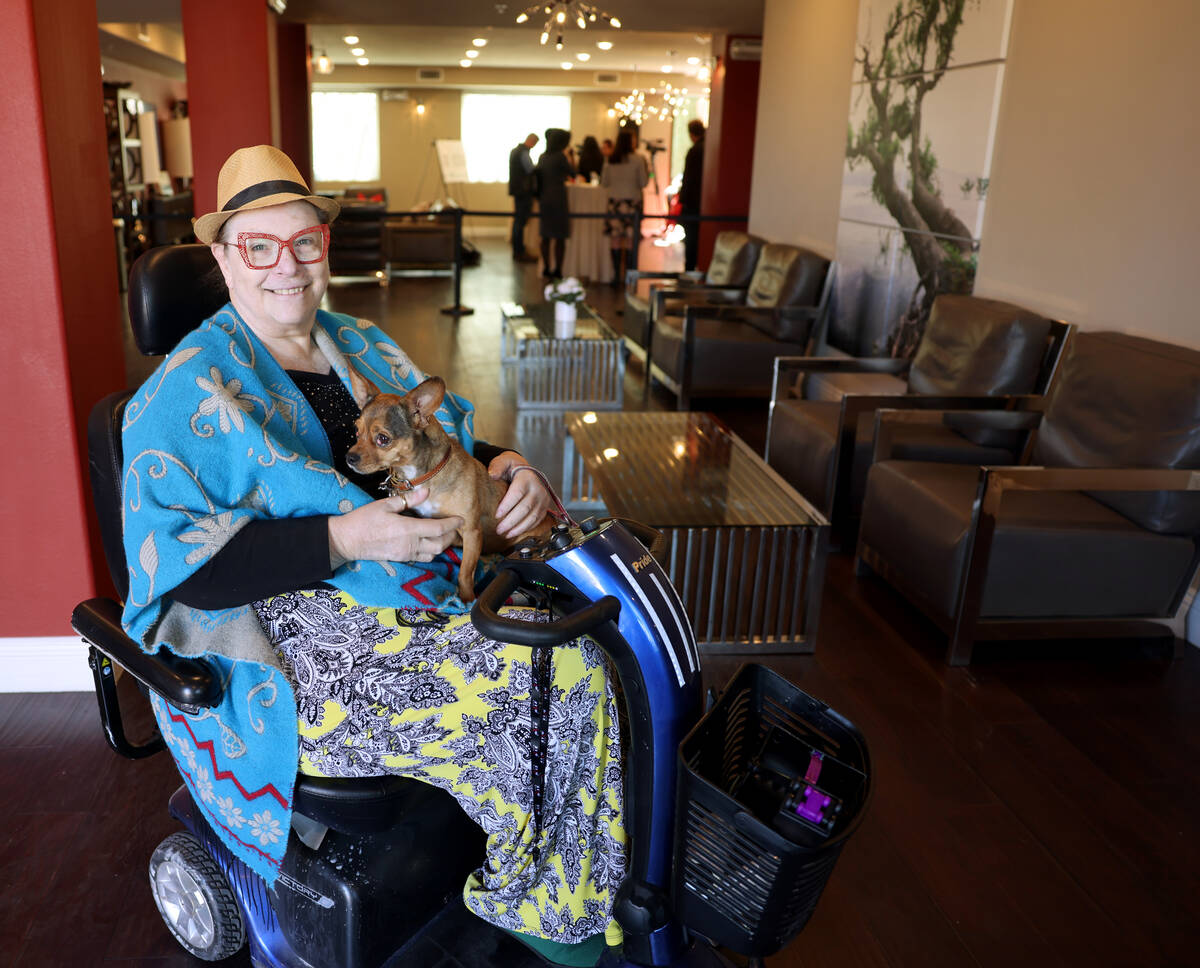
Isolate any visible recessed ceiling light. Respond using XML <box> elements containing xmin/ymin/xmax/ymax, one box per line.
<box><xmin>460</xmin><ymin>58</ymin><xmax>473</xmax><ymax>68</ymax></box>
<box><xmin>576</xmin><ymin>52</ymin><xmax>590</xmax><ymax>61</ymax></box>
<box><xmin>356</xmin><ymin>57</ymin><xmax>369</xmax><ymax>66</ymax></box>
<box><xmin>687</xmin><ymin>56</ymin><xmax>700</xmax><ymax>65</ymax></box>
<box><xmin>466</xmin><ymin>49</ymin><xmax>479</xmax><ymax>58</ymax></box>
<box><xmin>661</xmin><ymin>65</ymin><xmax>672</xmax><ymax>73</ymax></box>
<box><xmin>596</xmin><ymin>41</ymin><xmax>613</xmax><ymax>50</ymax></box>
<box><xmin>350</xmin><ymin>47</ymin><xmax>365</xmax><ymax>56</ymax></box>
<box><xmin>343</xmin><ymin>35</ymin><xmax>359</xmax><ymax>44</ymax></box>
<box><xmin>561</xmin><ymin>61</ymin><xmax>573</xmax><ymax>70</ymax></box>
<box><xmin>472</xmin><ymin>37</ymin><xmax>487</xmax><ymax>47</ymax></box>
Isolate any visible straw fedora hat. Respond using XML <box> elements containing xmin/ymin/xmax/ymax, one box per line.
<box><xmin>194</xmin><ymin>145</ymin><xmax>340</xmax><ymax>244</ymax></box>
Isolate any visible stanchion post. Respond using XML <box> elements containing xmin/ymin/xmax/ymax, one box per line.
<box><xmin>631</xmin><ymin>209</ymin><xmax>642</xmax><ymax>278</ymax></box>
<box><xmin>440</xmin><ymin>207</ymin><xmax>474</xmax><ymax>317</ymax></box>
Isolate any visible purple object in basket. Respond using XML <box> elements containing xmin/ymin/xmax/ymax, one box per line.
<box><xmin>794</xmin><ymin>785</ymin><xmax>832</xmax><ymax>824</ymax></box>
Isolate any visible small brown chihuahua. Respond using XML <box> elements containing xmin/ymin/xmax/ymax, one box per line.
<box><xmin>345</xmin><ymin>370</ymin><xmax>553</xmax><ymax>602</ymax></box>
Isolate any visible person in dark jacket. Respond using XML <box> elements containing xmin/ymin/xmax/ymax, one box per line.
<box><xmin>535</xmin><ymin>127</ymin><xmax>575</xmax><ymax>279</ymax></box>
<box><xmin>679</xmin><ymin>120</ymin><xmax>706</xmax><ymax>271</ymax></box>
<box><xmin>576</xmin><ymin>136</ymin><xmax>605</xmax><ymax>183</ymax></box>
<box><xmin>508</xmin><ymin>133</ymin><xmax>539</xmax><ymax>261</ymax></box>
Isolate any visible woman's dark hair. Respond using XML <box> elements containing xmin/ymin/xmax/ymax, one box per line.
<box><xmin>577</xmin><ymin>136</ymin><xmax>604</xmax><ymax>179</ymax></box>
<box><xmin>544</xmin><ymin>127</ymin><xmax>572</xmax><ymax>153</ymax></box>
<box><xmin>610</xmin><ymin>130</ymin><xmax>635</xmax><ymax>164</ymax></box>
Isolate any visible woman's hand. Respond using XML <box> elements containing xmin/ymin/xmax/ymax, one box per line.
<box><xmin>327</xmin><ymin>487</ymin><xmax>462</xmax><ymax>569</ymax></box>
<box><xmin>488</xmin><ymin>451</ymin><xmax>553</xmax><ymax>539</ymax></box>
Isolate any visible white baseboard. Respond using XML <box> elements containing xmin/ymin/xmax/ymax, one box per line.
<box><xmin>0</xmin><ymin>636</ymin><xmax>94</xmax><ymax>692</ymax></box>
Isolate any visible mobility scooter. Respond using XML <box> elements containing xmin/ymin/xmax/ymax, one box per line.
<box><xmin>72</xmin><ymin>245</ymin><xmax>870</xmax><ymax>967</ymax></box>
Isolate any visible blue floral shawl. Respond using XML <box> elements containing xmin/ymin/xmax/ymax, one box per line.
<box><xmin>120</xmin><ymin>305</ymin><xmax>475</xmax><ymax>884</ymax></box>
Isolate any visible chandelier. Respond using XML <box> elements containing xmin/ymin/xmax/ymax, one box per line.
<box><xmin>514</xmin><ymin>2</ymin><xmax>622</xmax><ymax>50</ymax></box>
<box><xmin>612</xmin><ymin>83</ymin><xmax>690</xmax><ymax>125</ymax></box>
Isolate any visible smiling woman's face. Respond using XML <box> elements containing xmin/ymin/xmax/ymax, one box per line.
<box><xmin>211</xmin><ymin>200</ymin><xmax>330</xmax><ymax>341</ymax></box>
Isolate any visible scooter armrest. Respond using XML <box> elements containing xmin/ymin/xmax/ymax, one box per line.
<box><xmin>72</xmin><ymin>597</ymin><xmax>223</xmax><ymax>709</ymax></box>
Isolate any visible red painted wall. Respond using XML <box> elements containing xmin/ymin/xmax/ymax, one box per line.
<box><xmin>1</xmin><ymin>0</ymin><xmax>125</xmax><ymax>633</ymax></box>
<box><xmin>275</xmin><ymin>22</ymin><xmax>313</xmax><ymax>188</ymax></box>
<box><xmin>699</xmin><ymin>36</ymin><xmax>762</xmax><ymax>268</ymax></box>
<box><xmin>181</xmin><ymin>0</ymin><xmax>277</xmax><ymax>218</ymax></box>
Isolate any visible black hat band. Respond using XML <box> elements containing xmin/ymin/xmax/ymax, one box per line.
<box><xmin>222</xmin><ymin>179</ymin><xmax>311</xmax><ymax>212</ymax></box>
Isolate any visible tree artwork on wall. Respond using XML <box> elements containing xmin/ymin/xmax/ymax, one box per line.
<box><xmin>836</xmin><ymin>0</ymin><xmax>1011</xmax><ymax>358</ymax></box>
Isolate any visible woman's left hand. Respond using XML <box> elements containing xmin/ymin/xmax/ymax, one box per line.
<box><xmin>488</xmin><ymin>451</ymin><xmax>553</xmax><ymax>538</ymax></box>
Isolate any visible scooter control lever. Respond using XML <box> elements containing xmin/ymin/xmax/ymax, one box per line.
<box><xmin>471</xmin><ymin>568</ymin><xmax>622</xmax><ymax>648</ymax></box>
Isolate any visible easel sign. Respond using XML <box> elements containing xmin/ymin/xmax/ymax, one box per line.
<box><xmin>434</xmin><ymin>139</ymin><xmax>469</xmax><ymax>186</ymax></box>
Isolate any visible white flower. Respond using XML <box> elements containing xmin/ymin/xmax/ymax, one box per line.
<box><xmin>194</xmin><ymin>367</ymin><xmax>254</xmax><ymax>433</ymax></box>
<box><xmin>194</xmin><ymin>765</ymin><xmax>215</xmax><ymax>804</ymax></box>
<box><xmin>249</xmin><ymin>810</ymin><xmax>283</xmax><ymax>846</ymax></box>
<box><xmin>216</xmin><ymin>795</ymin><xmax>246</xmax><ymax>829</ymax></box>
<box><xmin>545</xmin><ymin>275</ymin><xmax>585</xmax><ymax>304</ymax></box>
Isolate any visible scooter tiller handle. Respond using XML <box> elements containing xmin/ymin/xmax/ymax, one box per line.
<box><xmin>471</xmin><ymin>568</ymin><xmax>621</xmax><ymax>647</ymax></box>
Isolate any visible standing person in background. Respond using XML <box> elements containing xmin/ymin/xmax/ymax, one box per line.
<box><xmin>679</xmin><ymin>120</ymin><xmax>706</xmax><ymax>272</ymax></box>
<box><xmin>601</xmin><ymin>138</ymin><xmax>614</xmax><ymax>160</ymax></box>
<box><xmin>508</xmin><ymin>133</ymin><xmax>539</xmax><ymax>262</ymax></box>
<box><xmin>536</xmin><ymin>127</ymin><xmax>575</xmax><ymax>280</ymax></box>
<box><xmin>600</xmin><ymin>130</ymin><xmax>648</xmax><ymax>289</ymax></box>
<box><xmin>577</xmin><ymin>136</ymin><xmax>605</xmax><ymax>183</ymax></box>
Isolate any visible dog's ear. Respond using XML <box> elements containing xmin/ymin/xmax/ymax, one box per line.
<box><xmin>347</xmin><ymin>367</ymin><xmax>381</xmax><ymax>409</ymax></box>
<box><xmin>406</xmin><ymin>377</ymin><xmax>446</xmax><ymax>429</ymax></box>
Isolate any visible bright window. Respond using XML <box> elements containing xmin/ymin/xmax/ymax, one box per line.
<box><xmin>311</xmin><ymin>92</ymin><xmax>380</xmax><ymax>182</ymax></box>
<box><xmin>460</xmin><ymin>93</ymin><xmax>571</xmax><ymax>182</ymax></box>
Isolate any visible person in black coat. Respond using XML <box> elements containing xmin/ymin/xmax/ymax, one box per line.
<box><xmin>508</xmin><ymin>133</ymin><xmax>539</xmax><ymax>261</ymax></box>
<box><xmin>679</xmin><ymin>120</ymin><xmax>706</xmax><ymax>271</ymax></box>
<box><xmin>535</xmin><ymin>127</ymin><xmax>576</xmax><ymax>279</ymax></box>
<box><xmin>576</xmin><ymin>136</ymin><xmax>605</xmax><ymax>183</ymax></box>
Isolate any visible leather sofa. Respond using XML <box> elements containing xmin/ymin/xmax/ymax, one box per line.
<box><xmin>646</xmin><ymin>243</ymin><xmax>835</xmax><ymax>409</ymax></box>
<box><xmin>765</xmin><ymin>294</ymin><xmax>1070</xmax><ymax>537</ymax></box>
<box><xmin>622</xmin><ymin>231</ymin><xmax>763</xmax><ymax>357</ymax></box>
<box><xmin>856</xmin><ymin>330</ymin><xmax>1200</xmax><ymax>664</ymax></box>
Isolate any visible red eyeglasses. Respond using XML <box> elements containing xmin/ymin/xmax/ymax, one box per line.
<box><xmin>223</xmin><ymin>224</ymin><xmax>330</xmax><ymax>270</ymax></box>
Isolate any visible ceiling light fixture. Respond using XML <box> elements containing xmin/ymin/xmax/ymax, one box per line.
<box><xmin>460</xmin><ymin>58</ymin><xmax>473</xmax><ymax>68</ymax></box>
<box><xmin>561</xmin><ymin>61</ymin><xmax>573</xmax><ymax>70</ymax></box>
<box><xmin>514</xmin><ymin>1</ymin><xmax>621</xmax><ymax>52</ymax></box>
<box><xmin>596</xmin><ymin>41</ymin><xmax>613</xmax><ymax>50</ymax></box>
<box><xmin>315</xmin><ymin>50</ymin><xmax>334</xmax><ymax>74</ymax></box>
<box><xmin>356</xmin><ymin>57</ymin><xmax>370</xmax><ymax>66</ymax></box>
<box><xmin>575</xmin><ymin>51</ymin><xmax>590</xmax><ymax>61</ymax></box>
<box><xmin>472</xmin><ymin>37</ymin><xmax>488</xmax><ymax>47</ymax></box>
<box><xmin>466</xmin><ymin>49</ymin><xmax>479</xmax><ymax>58</ymax></box>
<box><xmin>343</xmin><ymin>35</ymin><xmax>359</xmax><ymax>44</ymax></box>
<box><xmin>687</xmin><ymin>56</ymin><xmax>700</xmax><ymax>65</ymax></box>
<box><xmin>416</xmin><ymin>100</ymin><xmax>426</xmax><ymax>115</ymax></box>
<box><xmin>350</xmin><ymin>47</ymin><xmax>365</xmax><ymax>56</ymax></box>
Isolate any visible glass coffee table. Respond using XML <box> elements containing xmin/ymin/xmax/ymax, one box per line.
<box><xmin>561</xmin><ymin>410</ymin><xmax>829</xmax><ymax>654</ymax></box>
<box><xmin>500</xmin><ymin>302</ymin><xmax>625</xmax><ymax>410</ymax></box>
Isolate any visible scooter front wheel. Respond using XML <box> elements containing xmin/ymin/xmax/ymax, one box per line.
<box><xmin>149</xmin><ymin>831</ymin><xmax>246</xmax><ymax>961</ymax></box>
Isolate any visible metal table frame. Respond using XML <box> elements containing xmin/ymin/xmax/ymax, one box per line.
<box><xmin>500</xmin><ymin>302</ymin><xmax>625</xmax><ymax>410</ymax></box>
<box><xmin>561</xmin><ymin>411</ymin><xmax>829</xmax><ymax>655</ymax></box>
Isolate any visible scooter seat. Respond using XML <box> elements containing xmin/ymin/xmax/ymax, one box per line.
<box><xmin>293</xmin><ymin>773</ymin><xmax>435</xmax><ymax>834</ymax></box>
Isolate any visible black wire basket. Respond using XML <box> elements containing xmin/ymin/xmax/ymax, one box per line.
<box><xmin>673</xmin><ymin>663</ymin><xmax>871</xmax><ymax>957</ymax></box>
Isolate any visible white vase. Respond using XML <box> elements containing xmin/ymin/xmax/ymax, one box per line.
<box><xmin>554</xmin><ymin>300</ymin><xmax>577</xmax><ymax>338</ymax></box>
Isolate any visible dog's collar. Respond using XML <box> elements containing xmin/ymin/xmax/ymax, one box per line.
<box><xmin>385</xmin><ymin>447</ymin><xmax>452</xmax><ymax>494</ymax></box>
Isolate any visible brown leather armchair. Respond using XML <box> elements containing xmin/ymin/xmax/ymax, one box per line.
<box><xmin>765</xmin><ymin>295</ymin><xmax>1071</xmax><ymax>539</ymax></box>
<box><xmin>646</xmin><ymin>243</ymin><xmax>836</xmax><ymax>409</ymax></box>
<box><xmin>856</xmin><ymin>331</ymin><xmax>1200</xmax><ymax>665</ymax></box>
<box><xmin>622</xmin><ymin>231</ymin><xmax>763</xmax><ymax>358</ymax></box>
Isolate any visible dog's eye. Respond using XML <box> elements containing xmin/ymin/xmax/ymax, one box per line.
<box><xmin>375</xmin><ymin>433</ymin><xmax>390</xmax><ymax>447</ymax></box>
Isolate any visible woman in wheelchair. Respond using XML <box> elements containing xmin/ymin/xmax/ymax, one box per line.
<box><xmin>120</xmin><ymin>145</ymin><xmax>625</xmax><ymax>967</ymax></box>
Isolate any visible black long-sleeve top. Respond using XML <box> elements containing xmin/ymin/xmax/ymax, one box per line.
<box><xmin>171</xmin><ymin>369</ymin><xmax>507</xmax><ymax>610</ymax></box>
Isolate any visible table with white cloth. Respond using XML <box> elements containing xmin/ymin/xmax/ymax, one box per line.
<box><xmin>561</xmin><ymin>183</ymin><xmax>613</xmax><ymax>284</ymax></box>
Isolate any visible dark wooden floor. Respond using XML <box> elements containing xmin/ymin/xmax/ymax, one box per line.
<box><xmin>16</xmin><ymin>238</ymin><xmax>1199</xmax><ymax>967</ymax></box>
